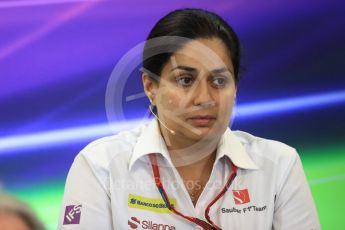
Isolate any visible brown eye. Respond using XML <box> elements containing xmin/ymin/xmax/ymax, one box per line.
<box><xmin>211</xmin><ymin>76</ymin><xmax>229</xmax><ymax>88</ymax></box>
<box><xmin>176</xmin><ymin>75</ymin><xmax>194</xmax><ymax>87</ymax></box>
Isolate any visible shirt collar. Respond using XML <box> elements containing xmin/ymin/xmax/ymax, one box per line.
<box><xmin>216</xmin><ymin>128</ymin><xmax>259</xmax><ymax>170</ymax></box>
<box><xmin>129</xmin><ymin>119</ymin><xmax>259</xmax><ymax>171</ymax></box>
<box><xmin>129</xmin><ymin>119</ymin><xmax>172</xmax><ymax>171</ymax></box>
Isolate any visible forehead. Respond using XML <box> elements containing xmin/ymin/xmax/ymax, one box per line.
<box><xmin>165</xmin><ymin>38</ymin><xmax>233</xmax><ymax>72</ymax></box>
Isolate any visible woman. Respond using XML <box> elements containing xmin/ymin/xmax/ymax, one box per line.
<box><xmin>58</xmin><ymin>8</ymin><xmax>320</xmax><ymax>229</ymax></box>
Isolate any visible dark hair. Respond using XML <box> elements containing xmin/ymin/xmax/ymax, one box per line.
<box><xmin>142</xmin><ymin>8</ymin><xmax>241</xmax><ymax>83</ymax></box>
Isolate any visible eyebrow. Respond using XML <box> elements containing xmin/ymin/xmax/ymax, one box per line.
<box><xmin>170</xmin><ymin>65</ymin><xmax>233</xmax><ymax>74</ymax></box>
<box><xmin>211</xmin><ymin>67</ymin><xmax>233</xmax><ymax>74</ymax></box>
<box><xmin>170</xmin><ymin>65</ymin><xmax>197</xmax><ymax>73</ymax></box>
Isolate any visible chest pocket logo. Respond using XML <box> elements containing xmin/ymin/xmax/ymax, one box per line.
<box><xmin>232</xmin><ymin>189</ymin><xmax>250</xmax><ymax>204</ymax></box>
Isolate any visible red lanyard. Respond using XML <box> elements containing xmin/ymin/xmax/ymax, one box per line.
<box><xmin>149</xmin><ymin>153</ymin><xmax>237</xmax><ymax>230</ymax></box>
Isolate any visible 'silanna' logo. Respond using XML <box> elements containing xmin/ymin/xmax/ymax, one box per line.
<box><xmin>128</xmin><ymin>216</ymin><xmax>176</xmax><ymax>230</ymax></box>
<box><xmin>128</xmin><ymin>216</ymin><xmax>140</xmax><ymax>229</ymax></box>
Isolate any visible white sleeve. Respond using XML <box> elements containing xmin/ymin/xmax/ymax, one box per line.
<box><xmin>58</xmin><ymin>154</ymin><xmax>113</xmax><ymax>230</ymax></box>
<box><xmin>273</xmin><ymin>152</ymin><xmax>321</xmax><ymax>230</ymax></box>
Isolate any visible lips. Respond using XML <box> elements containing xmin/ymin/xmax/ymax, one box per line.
<box><xmin>188</xmin><ymin>115</ymin><xmax>216</xmax><ymax>126</ymax></box>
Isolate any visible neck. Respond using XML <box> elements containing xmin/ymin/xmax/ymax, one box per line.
<box><xmin>159</xmin><ymin>124</ymin><xmax>220</xmax><ymax>205</ymax></box>
<box><xmin>173</xmin><ymin>142</ymin><xmax>217</xmax><ymax>206</ymax></box>
<box><xmin>158</xmin><ymin>123</ymin><xmax>219</xmax><ymax>168</ymax></box>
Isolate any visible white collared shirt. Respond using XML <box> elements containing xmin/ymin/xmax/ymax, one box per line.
<box><xmin>58</xmin><ymin>119</ymin><xmax>320</xmax><ymax>230</ymax></box>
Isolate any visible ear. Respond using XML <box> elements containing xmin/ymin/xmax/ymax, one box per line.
<box><xmin>142</xmin><ymin>72</ymin><xmax>157</xmax><ymax>104</ymax></box>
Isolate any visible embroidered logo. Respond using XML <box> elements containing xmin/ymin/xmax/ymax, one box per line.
<box><xmin>128</xmin><ymin>216</ymin><xmax>140</xmax><ymax>229</ymax></box>
<box><xmin>63</xmin><ymin>205</ymin><xmax>82</xmax><ymax>225</ymax></box>
<box><xmin>128</xmin><ymin>216</ymin><xmax>176</xmax><ymax>230</ymax></box>
<box><xmin>128</xmin><ymin>194</ymin><xmax>176</xmax><ymax>213</ymax></box>
<box><xmin>232</xmin><ymin>189</ymin><xmax>250</xmax><ymax>204</ymax></box>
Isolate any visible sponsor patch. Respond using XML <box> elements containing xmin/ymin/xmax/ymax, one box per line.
<box><xmin>221</xmin><ymin>205</ymin><xmax>267</xmax><ymax>214</ymax></box>
<box><xmin>63</xmin><ymin>204</ymin><xmax>82</xmax><ymax>225</ymax></box>
<box><xmin>128</xmin><ymin>216</ymin><xmax>140</xmax><ymax>229</ymax></box>
<box><xmin>128</xmin><ymin>194</ymin><xmax>176</xmax><ymax>213</ymax></box>
<box><xmin>232</xmin><ymin>189</ymin><xmax>250</xmax><ymax>204</ymax></box>
<box><xmin>128</xmin><ymin>216</ymin><xmax>176</xmax><ymax>229</ymax></box>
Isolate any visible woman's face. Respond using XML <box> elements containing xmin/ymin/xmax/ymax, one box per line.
<box><xmin>145</xmin><ymin>38</ymin><xmax>237</xmax><ymax>143</ymax></box>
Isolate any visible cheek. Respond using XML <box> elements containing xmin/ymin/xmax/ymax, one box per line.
<box><xmin>157</xmin><ymin>89</ymin><xmax>183</xmax><ymax>111</ymax></box>
<box><xmin>218</xmin><ymin>92</ymin><xmax>235</xmax><ymax>114</ymax></box>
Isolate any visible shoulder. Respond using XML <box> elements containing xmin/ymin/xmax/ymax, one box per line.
<box><xmin>232</xmin><ymin>130</ymin><xmax>299</xmax><ymax>169</ymax></box>
<box><xmin>232</xmin><ymin>130</ymin><xmax>304</xmax><ymax>193</ymax></box>
<box><xmin>74</xmin><ymin>123</ymin><xmax>148</xmax><ymax>171</ymax></box>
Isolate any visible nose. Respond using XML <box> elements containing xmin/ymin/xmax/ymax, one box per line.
<box><xmin>193</xmin><ymin>79</ymin><xmax>215</xmax><ymax>108</ymax></box>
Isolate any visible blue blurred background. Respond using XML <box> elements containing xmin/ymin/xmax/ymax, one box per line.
<box><xmin>0</xmin><ymin>0</ymin><xmax>344</xmax><ymax>229</ymax></box>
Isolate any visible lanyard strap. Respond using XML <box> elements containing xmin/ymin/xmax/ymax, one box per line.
<box><xmin>149</xmin><ymin>153</ymin><xmax>237</xmax><ymax>230</ymax></box>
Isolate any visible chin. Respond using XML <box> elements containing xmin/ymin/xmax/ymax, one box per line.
<box><xmin>185</xmin><ymin>126</ymin><xmax>222</xmax><ymax>142</ymax></box>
